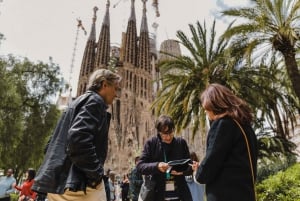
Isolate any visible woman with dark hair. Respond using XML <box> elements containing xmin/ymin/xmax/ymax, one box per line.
<box><xmin>192</xmin><ymin>83</ymin><xmax>258</xmax><ymax>201</ymax></box>
<box><xmin>14</xmin><ymin>169</ymin><xmax>36</xmax><ymax>201</ymax></box>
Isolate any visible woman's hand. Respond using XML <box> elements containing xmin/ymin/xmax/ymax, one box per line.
<box><xmin>158</xmin><ymin>162</ymin><xmax>169</xmax><ymax>172</ymax></box>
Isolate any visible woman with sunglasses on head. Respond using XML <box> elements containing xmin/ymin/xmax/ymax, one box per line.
<box><xmin>137</xmin><ymin>115</ymin><xmax>193</xmax><ymax>201</ymax></box>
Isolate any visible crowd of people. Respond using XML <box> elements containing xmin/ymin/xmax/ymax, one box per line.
<box><xmin>0</xmin><ymin>69</ymin><xmax>258</xmax><ymax>201</ymax></box>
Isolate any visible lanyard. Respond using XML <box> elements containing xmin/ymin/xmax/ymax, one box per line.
<box><xmin>163</xmin><ymin>150</ymin><xmax>171</xmax><ymax>179</ymax></box>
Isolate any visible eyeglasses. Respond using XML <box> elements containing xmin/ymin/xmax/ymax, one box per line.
<box><xmin>159</xmin><ymin>129</ymin><xmax>174</xmax><ymax>137</ymax></box>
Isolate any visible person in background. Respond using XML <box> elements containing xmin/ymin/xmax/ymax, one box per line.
<box><xmin>108</xmin><ymin>172</ymin><xmax>116</xmax><ymax>201</ymax></box>
<box><xmin>137</xmin><ymin>115</ymin><xmax>193</xmax><ymax>201</ymax></box>
<box><xmin>120</xmin><ymin>174</ymin><xmax>129</xmax><ymax>201</ymax></box>
<box><xmin>14</xmin><ymin>168</ymin><xmax>37</xmax><ymax>201</ymax></box>
<box><xmin>31</xmin><ymin>69</ymin><xmax>122</xmax><ymax>201</ymax></box>
<box><xmin>128</xmin><ymin>156</ymin><xmax>143</xmax><ymax>201</ymax></box>
<box><xmin>185</xmin><ymin>152</ymin><xmax>204</xmax><ymax>201</ymax></box>
<box><xmin>103</xmin><ymin>168</ymin><xmax>111</xmax><ymax>201</ymax></box>
<box><xmin>0</xmin><ymin>168</ymin><xmax>16</xmax><ymax>201</ymax></box>
<box><xmin>192</xmin><ymin>83</ymin><xmax>258</xmax><ymax>201</ymax></box>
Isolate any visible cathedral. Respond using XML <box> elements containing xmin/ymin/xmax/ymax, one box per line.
<box><xmin>72</xmin><ymin>0</ymin><xmax>204</xmax><ymax>174</ymax></box>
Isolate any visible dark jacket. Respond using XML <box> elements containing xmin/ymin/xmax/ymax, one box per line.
<box><xmin>103</xmin><ymin>175</ymin><xmax>111</xmax><ymax>201</ymax></box>
<box><xmin>137</xmin><ymin>135</ymin><xmax>193</xmax><ymax>201</ymax></box>
<box><xmin>129</xmin><ymin>167</ymin><xmax>143</xmax><ymax>201</ymax></box>
<box><xmin>32</xmin><ymin>91</ymin><xmax>111</xmax><ymax>194</ymax></box>
<box><xmin>195</xmin><ymin>116</ymin><xmax>257</xmax><ymax>201</ymax></box>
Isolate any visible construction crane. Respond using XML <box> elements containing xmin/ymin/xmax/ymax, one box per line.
<box><xmin>67</xmin><ymin>18</ymin><xmax>87</xmax><ymax>103</ymax></box>
<box><xmin>152</xmin><ymin>0</ymin><xmax>159</xmax><ymax>17</ymax></box>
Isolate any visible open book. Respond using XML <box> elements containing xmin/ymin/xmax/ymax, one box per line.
<box><xmin>167</xmin><ymin>158</ymin><xmax>192</xmax><ymax>172</ymax></box>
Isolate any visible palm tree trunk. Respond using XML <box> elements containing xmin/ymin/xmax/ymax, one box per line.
<box><xmin>271</xmin><ymin>102</ymin><xmax>285</xmax><ymax>139</ymax></box>
<box><xmin>282</xmin><ymin>49</ymin><xmax>300</xmax><ymax>102</ymax></box>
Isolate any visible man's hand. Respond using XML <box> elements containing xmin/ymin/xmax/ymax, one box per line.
<box><xmin>170</xmin><ymin>170</ymin><xmax>183</xmax><ymax>175</ymax></box>
<box><xmin>158</xmin><ymin>162</ymin><xmax>169</xmax><ymax>172</ymax></box>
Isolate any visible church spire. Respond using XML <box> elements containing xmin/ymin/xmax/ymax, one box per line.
<box><xmin>77</xmin><ymin>7</ymin><xmax>98</xmax><ymax>96</ymax></box>
<box><xmin>140</xmin><ymin>0</ymin><xmax>148</xmax><ymax>33</ymax></box>
<box><xmin>88</xmin><ymin>7</ymin><xmax>97</xmax><ymax>41</ymax></box>
<box><xmin>138</xmin><ymin>0</ymin><xmax>150</xmax><ymax>72</ymax></box>
<box><xmin>123</xmin><ymin>0</ymin><xmax>138</xmax><ymax>66</ymax></box>
<box><xmin>94</xmin><ymin>0</ymin><xmax>110</xmax><ymax>69</ymax></box>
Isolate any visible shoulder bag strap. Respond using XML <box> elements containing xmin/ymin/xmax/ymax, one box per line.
<box><xmin>233</xmin><ymin>119</ymin><xmax>256</xmax><ymax>199</ymax></box>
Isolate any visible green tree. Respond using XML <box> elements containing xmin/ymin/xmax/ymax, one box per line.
<box><xmin>153</xmin><ymin>20</ymin><xmax>240</xmax><ymax>137</ymax></box>
<box><xmin>222</xmin><ymin>0</ymin><xmax>300</xmax><ymax>101</ymax></box>
<box><xmin>0</xmin><ymin>55</ymin><xmax>62</xmax><ymax>180</ymax></box>
<box><xmin>228</xmin><ymin>54</ymin><xmax>299</xmax><ymax>139</ymax></box>
<box><xmin>153</xmin><ymin>20</ymin><xmax>293</xmax><ymax>137</ymax></box>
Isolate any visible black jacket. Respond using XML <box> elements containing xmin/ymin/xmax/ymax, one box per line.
<box><xmin>32</xmin><ymin>91</ymin><xmax>111</xmax><ymax>194</ymax></box>
<box><xmin>195</xmin><ymin>116</ymin><xmax>257</xmax><ymax>201</ymax></box>
<box><xmin>137</xmin><ymin>135</ymin><xmax>193</xmax><ymax>201</ymax></box>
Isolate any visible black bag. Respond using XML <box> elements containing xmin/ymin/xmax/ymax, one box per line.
<box><xmin>138</xmin><ymin>175</ymin><xmax>156</xmax><ymax>201</ymax></box>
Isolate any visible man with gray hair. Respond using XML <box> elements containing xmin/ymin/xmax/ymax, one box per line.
<box><xmin>32</xmin><ymin>69</ymin><xmax>121</xmax><ymax>201</ymax></box>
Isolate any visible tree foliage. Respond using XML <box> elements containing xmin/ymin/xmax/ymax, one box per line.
<box><xmin>154</xmin><ymin>20</ymin><xmax>299</xmax><ymax>140</ymax></box>
<box><xmin>222</xmin><ymin>0</ymin><xmax>300</xmax><ymax>102</ymax></box>
<box><xmin>0</xmin><ymin>54</ymin><xmax>62</xmax><ymax>181</ymax></box>
<box><xmin>256</xmin><ymin>163</ymin><xmax>300</xmax><ymax>201</ymax></box>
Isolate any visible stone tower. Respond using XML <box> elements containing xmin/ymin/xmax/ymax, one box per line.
<box><xmin>76</xmin><ymin>0</ymin><xmax>157</xmax><ymax>173</ymax></box>
<box><xmin>159</xmin><ymin>39</ymin><xmax>181</xmax><ymax>61</ymax></box>
<box><xmin>76</xmin><ymin>6</ymin><xmax>98</xmax><ymax>96</ymax></box>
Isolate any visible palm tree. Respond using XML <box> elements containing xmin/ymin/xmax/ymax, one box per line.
<box><xmin>228</xmin><ymin>52</ymin><xmax>299</xmax><ymax>139</ymax></box>
<box><xmin>222</xmin><ymin>0</ymin><xmax>300</xmax><ymax>101</ymax></box>
<box><xmin>153</xmin><ymin>20</ymin><xmax>264</xmax><ymax>137</ymax></box>
<box><xmin>154</xmin><ymin>20</ymin><xmax>299</xmax><ymax>140</ymax></box>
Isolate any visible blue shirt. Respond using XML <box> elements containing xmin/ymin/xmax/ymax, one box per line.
<box><xmin>0</xmin><ymin>176</ymin><xmax>16</xmax><ymax>198</ymax></box>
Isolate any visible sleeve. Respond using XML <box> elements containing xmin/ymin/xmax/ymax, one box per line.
<box><xmin>66</xmin><ymin>98</ymin><xmax>106</xmax><ymax>182</ymax></box>
<box><xmin>131</xmin><ymin>168</ymin><xmax>143</xmax><ymax>186</ymax></box>
<box><xmin>195</xmin><ymin>119</ymin><xmax>235</xmax><ymax>184</ymax></box>
<box><xmin>137</xmin><ymin>138</ymin><xmax>161</xmax><ymax>175</ymax></box>
<box><xmin>14</xmin><ymin>185</ymin><xmax>22</xmax><ymax>191</ymax></box>
<box><xmin>180</xmin><ymin>139</ymin><xmax>193</xmax><ymax>176</ymax></box>
<box><xmin>6</xmin><ymin>179</ymin><xmax>16</xmax><ymax>194</ymax></box>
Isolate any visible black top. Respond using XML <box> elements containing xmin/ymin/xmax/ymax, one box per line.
<box><xmin>195</xmin><ymin>116</ymin><xmax>258</xmax><ymax>201</ymax></box>
<box><xmin>137</xmin><ymin>135</ymin><xmax>193</xmax><ymax>201</ymax></box>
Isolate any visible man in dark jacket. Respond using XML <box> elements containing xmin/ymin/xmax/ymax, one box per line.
<box><xmin>32</xmin><ymin>69</ymin><xmax>121</xmax><ymax>201</ymax></box>
<box><xmin>137</xmin><ymin>115</ymin><xmax>193</xmax><ymax>201</ymax></box>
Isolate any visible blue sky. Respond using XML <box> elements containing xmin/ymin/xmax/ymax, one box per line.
<box><xmin>0</xmin><ymin>0</ymin><xmax>249</xmax><ymax>95</ymax></box>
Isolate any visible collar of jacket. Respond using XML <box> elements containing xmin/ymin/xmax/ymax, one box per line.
<box><xmin>86</xmin><ymin>90</ymin><xmax>109</xmax><ymax>110</ymax></box>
